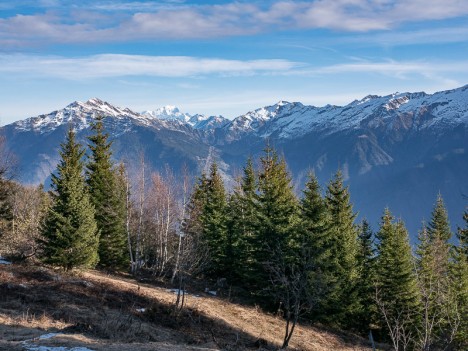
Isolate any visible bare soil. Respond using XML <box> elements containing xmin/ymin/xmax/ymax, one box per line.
<box><xmin>0</xmin><ymin>263</ymin><xmax>376</xmax><ymax>350</ymax></box>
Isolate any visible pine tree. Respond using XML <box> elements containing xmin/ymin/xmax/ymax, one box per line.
<box><xmin>227</xmin><ymin>158</ymin><xmax>258</xmax><ymax>284</ymax></box>
<box><xmin>201</xmin><ymin>162</ymin><xmax>229</xmax><ymax>276</ymax></box>
<box><xmin>41</xmin><ymin>127</ymin><xmax>99</xmax><ymax>270</ymax></box>
<box><xmin>452</xmin><ymin>210</ymin><xmax>468</xmax><ymax>348</ymax></box>
<box><xmin>457</xmin><ymin>209</ymin><xmax>468</xmax><ymax>259</ymax></box>
<box><xmin>416</xmin><ymin>195</ymin><xmax>455</xmax><ymax>350</ymax></box>
<box><xmin>254</xmin><ymin>146</ymin><xmax>298</xmax><ymax>298</ymax></box>
<box><xmin>356</xmin><ymin>219</ymin><xmax>376</xmax><ymax>331</ymax></box>
<box><xmin>87</xmin><ymin>116</ymin><xmax>128</xmax><ymax>269</ymax></box>
<box><xmin>183</xmin><ymin>173</ymin><xmax>208</xmax><ymax>240</ymax></box>
<box><xmin>374</xmin><ymin>209</ymin><xmax>420</xmax><ymax>348</ymax></box>
<box><xmin>298</xmin><ymin>172</ymin><xmax>330</xmax><ymax>310</ymax></box>
<box><xmin>322</xmin><ymin>170</ymin><xmax>361</xmax><ymax>328</ymax></box>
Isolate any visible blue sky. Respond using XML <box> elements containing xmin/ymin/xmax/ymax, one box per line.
<box><xmin>1</xmin><ymin>0</ymin><xmax>467</xmax><ymax>124</ymax></box>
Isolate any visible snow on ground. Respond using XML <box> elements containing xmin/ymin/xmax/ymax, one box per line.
<box><xmin>22</xmin><ymin>333</ymin><xmax>95</xmax><ymax>351</ymax></box>
<box><xmin>0</xmin><ymin>256</ymin><xmax>11</xmax><ymax>265</ymax></box>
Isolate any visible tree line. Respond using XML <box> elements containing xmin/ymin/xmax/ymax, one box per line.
<box><xmin>0</xmin><ymin>123</ymin><xmax>466</xmax><ymax>350</ymax></box>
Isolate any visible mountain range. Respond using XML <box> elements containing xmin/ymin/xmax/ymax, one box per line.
<box><xmin>2</xmin><ymin>85</ymin><xmax>467</xmax><ymax>240</ymax></box>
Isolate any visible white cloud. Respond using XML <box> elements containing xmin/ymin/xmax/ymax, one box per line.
<box><xmin>0</xmin><ymin>54</ymin><xmax>301</xmax><ymax>79</ymax></box>
<box><xmin>1</xmin><ymin>1</ymin><xmax>468</xmax><ymax>46</ymax></box>
<box><xmin>314</xmin><ymin>59</ymin><xmax>468</xmax><ymax>77</ymax></box>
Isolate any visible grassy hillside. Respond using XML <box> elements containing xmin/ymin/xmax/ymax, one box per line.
<box><xmin>0</xmin><ymin>263</ymin><xmax>377</xmax><ymax>351</ymax></box>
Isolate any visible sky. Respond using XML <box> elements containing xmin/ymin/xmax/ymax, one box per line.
<box><xmin>0</xmin><ymin>0</ymin><xmax>468</xmax><ymax>124</ymax></box>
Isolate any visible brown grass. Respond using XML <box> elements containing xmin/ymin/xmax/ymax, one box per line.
<box><xmin>0</xmin><ymin>263</ymin><xmax>376</xmax><ymax>351</ymax></box>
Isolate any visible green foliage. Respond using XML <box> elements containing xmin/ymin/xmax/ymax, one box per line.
<box><xmin>41</xmin><ymin>127</ymin><xmax>99</xmax><ymax>271</ymax></box>
<box><xmin>298</xmin><ymin>172</ymin><xmax>331</xmax><ymax>309</ymax></box>
<box><xmin>415</xmin><ymin>195</ymin><xmax>457</xmax><ymax>350</ymax></box>
<box><xmin>452</xmin><ymin>209</ymin><xmax>468</xmax><ymax>348</ymax></box>
<box><xmin>201</xmin><ymin>162</ymin><xmax>229</xmax><ymax>276</ymax></box>
<box><xmin>253</xmin><ymin>146</ymin><xmax>299</xmax><ymax>296</ymax></box>
<box><xmin>226</xmin><ymin>158</ymin><xmax>258</xmax><ymax>284</ymax></box>
<box><xmin>356</xmin><ymin>219</ymin><xmax>377</xmax><ymax>331</ymax></box>
<box><xmin>87</xmin><ymin>116</ymin><xmax>128</xmax><ymax>269</ymax></box>
<box><xmin>374</xmin><ymin>209</ymin><xmax>420</xmax><ymax>344</ymax></box>
<box><xmin>183</xmin><ymin>171</ymin><xmax>208</xmax><ymax>251</ymax></box>
<box><xmin>321</xmin><ymin>170</ymin><xmax>361</xmax><ymax>328</ymax></box>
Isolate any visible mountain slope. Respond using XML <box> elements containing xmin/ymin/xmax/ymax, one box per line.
<box><xmin>0</xmin><ymin>264</ymin><xmax>374</xmax><ymax>350</ymax></box>
<box><xmin>1</xmin><ymin>85</ymin><xmax>467</xmax><ymax>237</ymax></box>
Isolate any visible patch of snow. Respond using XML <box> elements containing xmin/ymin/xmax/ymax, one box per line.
<box><xmin>167</xmin><ymin>288</ymin><xmax>186</xmax><ymax>295</ymax></box>
<box><xmin>0</xmin><ymin>256</ymin><xmax>11</xmax><ymax>265</ymax></box>
<box><xmin>135</xmin><ymin>308</ymin><xmax>146</xmax><ymax>313</ymax></box>
<box><xmin>25</xmin><ymin>346</ymin><xmax>95</xmax><ymax>351</ymax></box>
<box><xmin>22</xmin><ymin>333</ymin><xmax>95</xmax><ymax>351</ymax></box>
<box><xmin>38</xmin><ymin>333</ymin><xmax>61</xmax><ymax>340</ymax></box>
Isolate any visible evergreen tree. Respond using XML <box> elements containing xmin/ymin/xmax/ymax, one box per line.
<box><xmin>183</xmin><ymin>172</ymin><xmax>208</xmax><ymax>241</ymax></box>
<box><xmin>87</xmin><ymin>116</ymin><xmax>128</xmax><ymax>269</ymax></box>
<box><xmin>298</xmin><ymin>172</ymin><xmax>330</xmax><ymax>311</ymax></box>
<box><xmin>322</xmin><ymin>170</ymin><xmax>361</xmax><ymax>328</ymax></box>
<box><xmin>452</xmin><ymin>210</ymin><xmax>468</xmax><ymax>348</ymax></box>
<box><xmin>200</xmin><ymin>162</ymin><xmax>229</xmax><ymax>276</ymax></box>
<box><xmin>41</xmin><ymin>127</ymin><xmax>99</xmax><ymax>270</ymax></box>
<box><xmin>227</xmin><ymin>158</ymin><xmax>258</xmax><ymax>284</ymax></box>
<box><xmin>180</xmin><ymin>172</ymin><xmax>209</xmax><ymax>276</ymax></box>
<box><xmin>457</xmin><ymin>209</ymin><xmax>468</xmax><ymax>259</ymax></box>
<box><xmin>416</xmin><ymin>195</ymin><xmax>455</xmax><ymax>350</ymax></box>
<box><xmin>356</xmin><ymin>219</ymin><xmax>377</xmax><ymax>332</ymax></box>
<box><xmin>374</xmin><ymin>209</ymin><xmax>420</xmax><ymax>348</ymax></box>
<box><xmin>254</xmin><ymin>146</ymin><xmax>298</xmax><ymax>298</ymax></box>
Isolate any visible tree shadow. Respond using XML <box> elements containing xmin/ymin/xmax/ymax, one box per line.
<box><xmin>0</xmin><ymin>264</ymin><xmax>277</xmax><ymax>350</ymax></box>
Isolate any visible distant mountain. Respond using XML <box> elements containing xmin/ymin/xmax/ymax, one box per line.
<box><xmin>2</xmin><ymin>86</ymin><xmax>467</xmax><ymax>239</ymax></box>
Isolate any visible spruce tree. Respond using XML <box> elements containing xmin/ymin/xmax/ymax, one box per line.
<box><xmin>323</xmin><ymin>170</ymin><xmax>361</xmax><ymax>328</ymax></box>
<box><xmin>41</xmin><ymin>127</ymin><xmax>99</xmax><ymax>270</ymax></box>
<box><xmin>416</xmin><ymin>195</ymin><xmax>456</xmax><ymax>350</ymax></box>
<box><xmin>452</xmin><ymin>210</ymin><xmax>468</xmax><ymax>348</ymax></box>
<box><xmin>87</xmin><ymin>116</ymin><xmax>128</xmax><ymax>269</ymax></box>
<box><xmin>299</xmin><ymin>172</ymin><xmax>330</xmax><ymax>309</ymax></box>
<box><xmin>374</xmin><ymin>209</ymin><xmax>420</xmax><ymax>347</ymax></box>
<box><xmin>227</xmin><ymin>158</ymin><xmax>258</xmax><ymax>284</ymax></box>
<box><xmin>254</xmin><ymin>146</ymin><xmax>298</xmax><ymax>298</ymax></box>
<box><xmin>356</xmin><ymin>219</ymin><xmax>376</xmax><ymax>331</ymax></box>
<box><xmin>200</xmin><ymin>162</ymin><xmax>229</xmax><ymax>276</ymax></box>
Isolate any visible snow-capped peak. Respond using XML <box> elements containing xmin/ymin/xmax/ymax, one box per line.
<box><xmin>14</xmin><ymin>98</ymin><xmax>141</xmax><ymax>134</ymax></box>
<box><xmin>142</xmin><ymin>105</ymin><xmax>191</xmax><ymax>123</ymax></box>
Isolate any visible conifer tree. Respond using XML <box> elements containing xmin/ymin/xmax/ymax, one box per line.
<box><xmin>457</xmin><ymin>210</ymin><xmax>468</xmax><ymax>259</ymax></box>
<box><xmin>451</xmin><ymin>210</ymin><xmax>468</xmax><ymax>348</ymax></box>
<box><xmin>183</xmin><ymin>172</ymin><xmax>208</xmax><ymax>246</ymax></box>
<box><xmin>416</xmin><ymin>195</ymin><xmax>456</xmax><ymax>350</ymax></box>
<box><xmin>87</xmin><ymin>116</ymin><xmax>127</xmax><ymax>269</ymax></box>
<box><xmin>200</xmin><ymin>162</ymin><xmax>229</xmax><ymax>276</ymax></box>
<box><xmin>179</xmin><ymin>172</ymin><xmax>209</xmax><ymax>276</ymax></box>
<box><xmin>374</xmin><ymin>209</ymin><xmax>420</xmax><ymax>349</ymax></box>
<box><xmin>41</xmin><ymin>127</ymin><xmax>99</xmax><ymax>270</ymax></box>
<box><xmin>299</xmin><ymin>172</ymin><xmax>330</xmax><ymax>307</ymax></box>
<box><xmin>254</xmin><ymin>146</ymin><xmax>298</xmax><ymax>297</ymax></box>
<box><xmin>227</xmin><ymin>158</ymin><xmax>258</xmax><ymax>284</ymax></box>
<box><xmin>322</xmin><ymin>170</ymin><xmax>361</xmax><ymax>327</ymax></box>
<box><xmin>356</xmin><ymin>219</ymin><xmax>376</xmax><ymax>331</ymax></box>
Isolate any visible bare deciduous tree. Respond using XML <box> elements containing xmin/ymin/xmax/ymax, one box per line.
<box><xmin>374</xmin><ymin>287</ymin><xmax>414</xmax><ymax>351</ymax></box>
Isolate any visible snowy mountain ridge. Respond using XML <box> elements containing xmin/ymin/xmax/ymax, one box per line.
<box><xmin>11</xmin><ymin>85</ymin><xmax>468</xmax><ymax>139</ymax></box>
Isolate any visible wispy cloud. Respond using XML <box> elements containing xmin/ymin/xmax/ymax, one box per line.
<box><xmin>314</xmin><ymin>59</ymin><xmax>468</xmax><ymax>77</ymax></box>
<box><xmin>345</xmin><ymin>25</ymin><xmax>468</xmax><ymax>46</ymax></box>
<box><xmin>1</xmin><ymin>53</ymin><xmax>465</xmax><ymax>88</ymax></box>
<box><xmin>0</xmin><ymin>54</ymin><xmax>301</xmax><ymax>79</ymax></box>
<box><xmin>1</xmin><ymin>1</ymin><xmax>468</xmax><ymax>47</ymax></box>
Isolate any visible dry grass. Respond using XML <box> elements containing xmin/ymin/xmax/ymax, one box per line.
<box><xmin>0</xmin><ymin>263</ymin><xmax>376</xmax><ymax>351</ymax></box>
